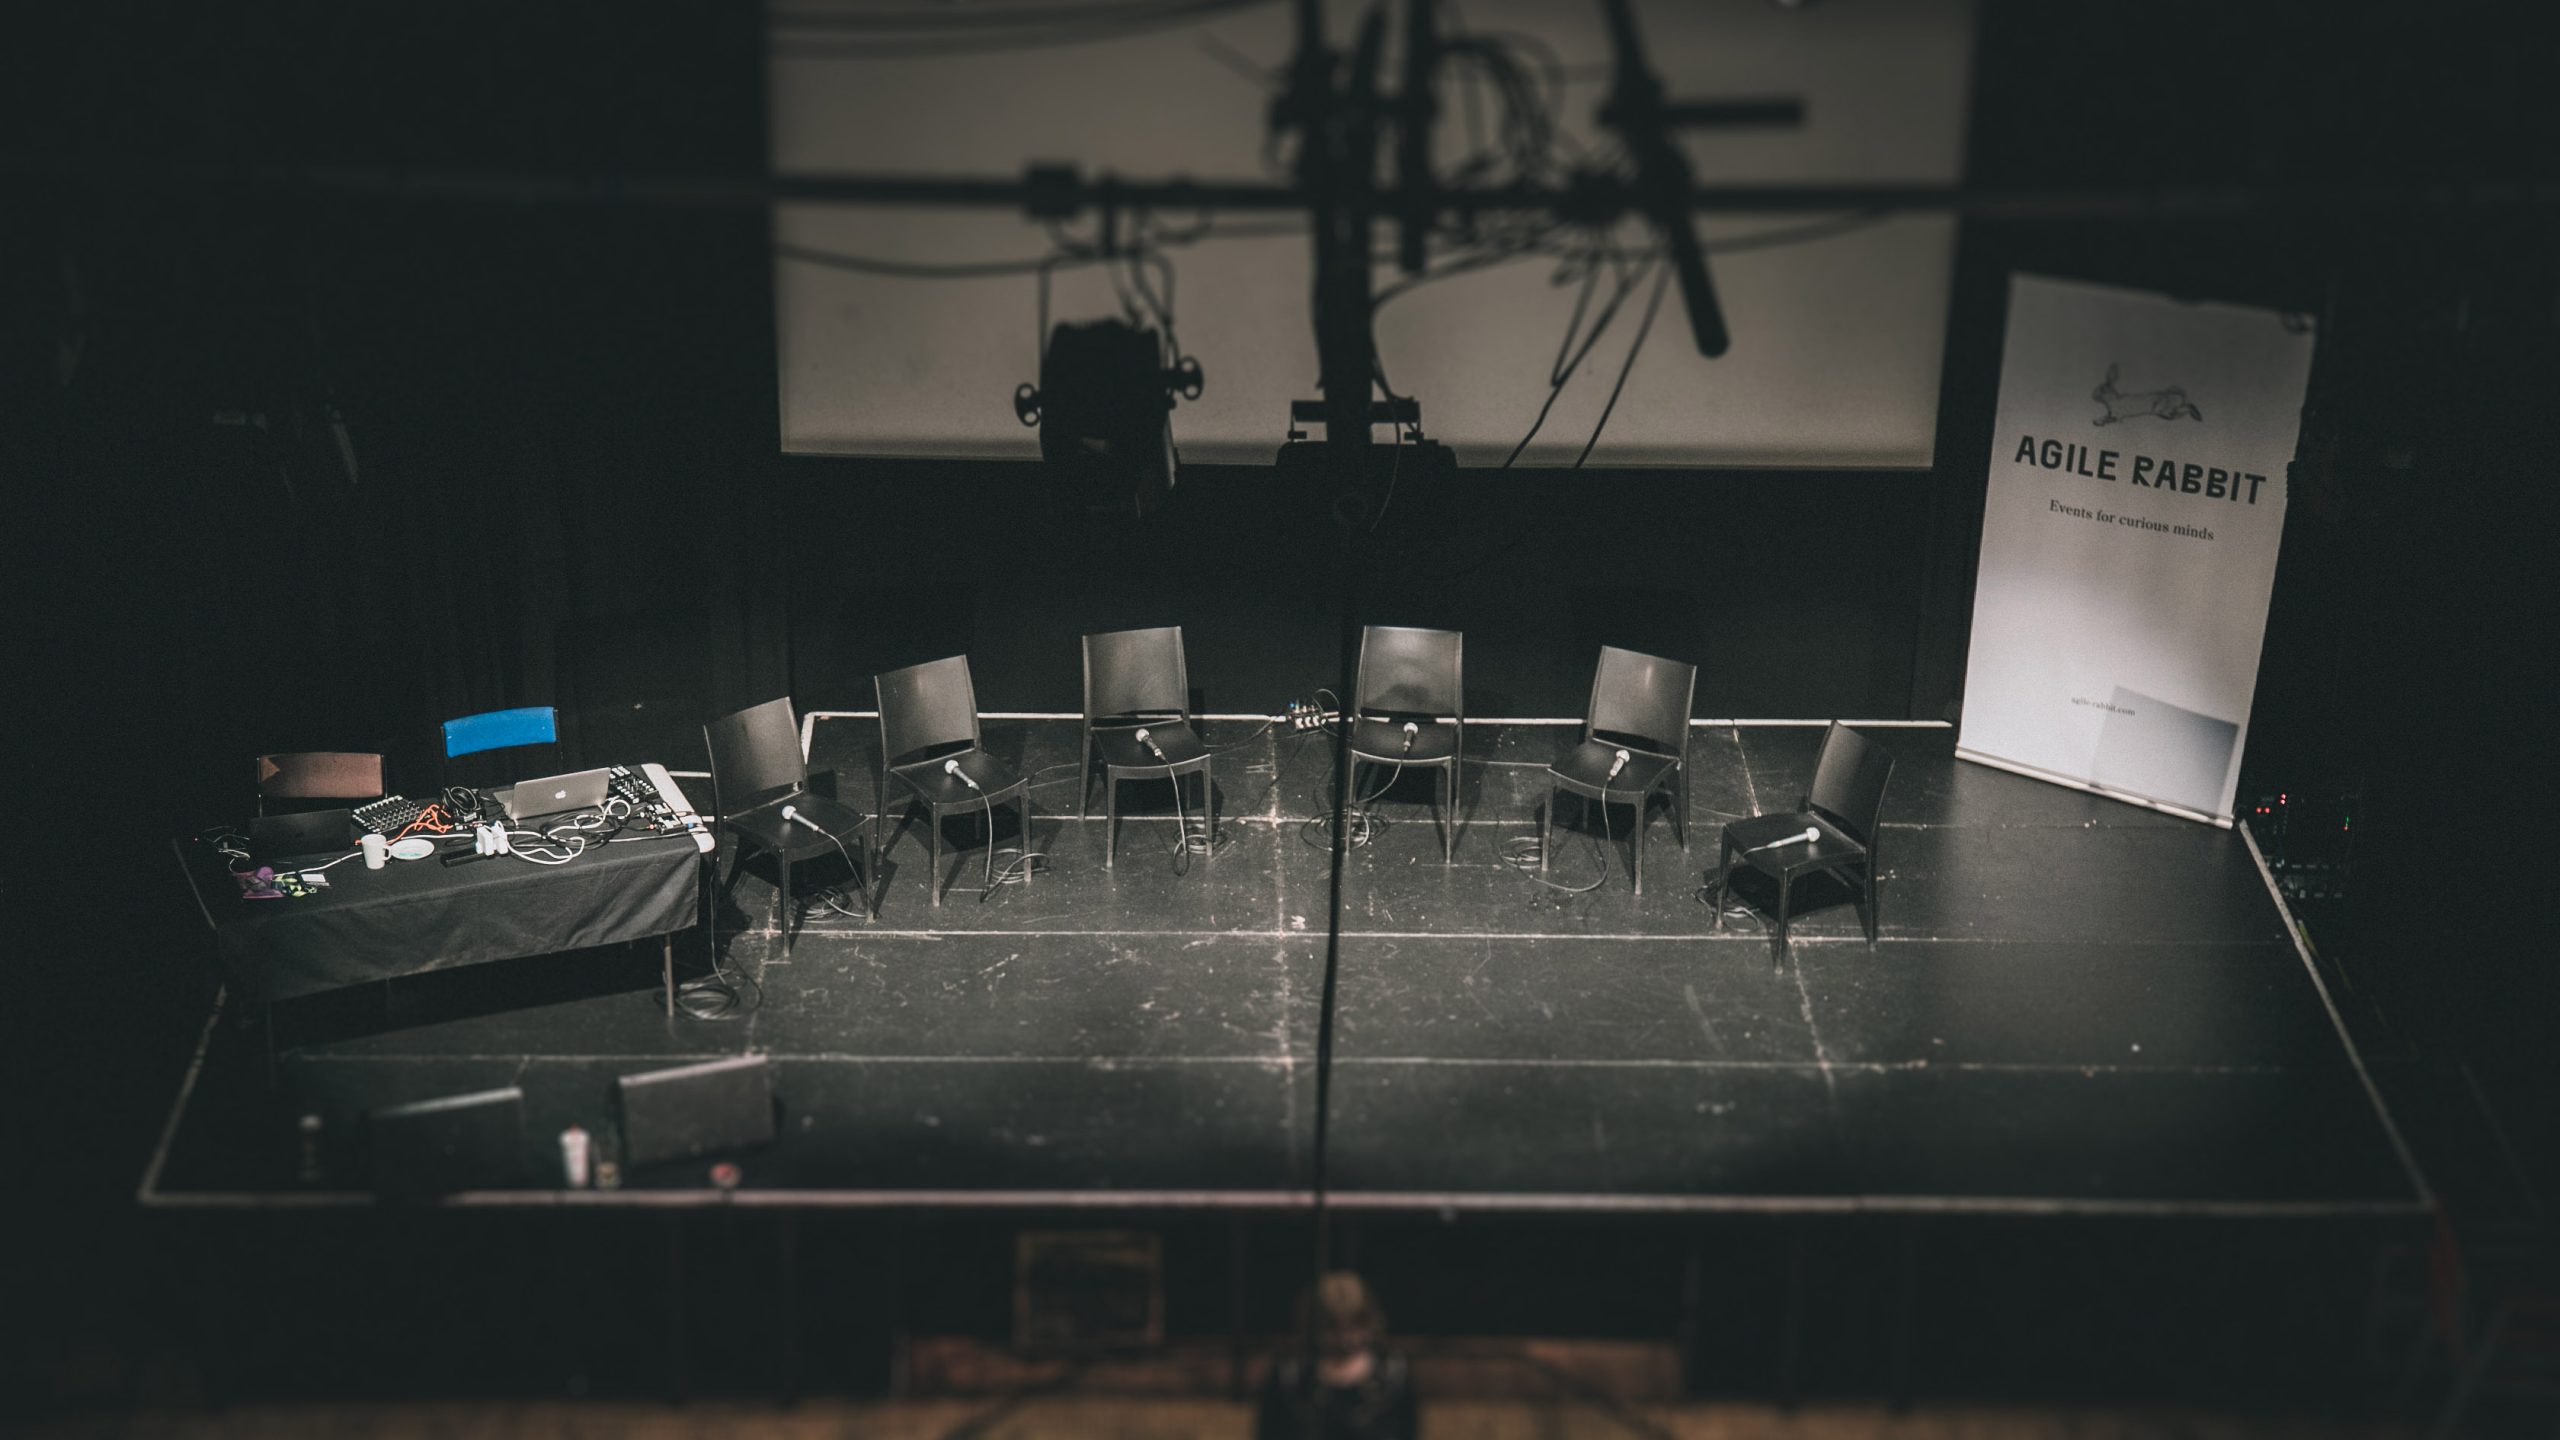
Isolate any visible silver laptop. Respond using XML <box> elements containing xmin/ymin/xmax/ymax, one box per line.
<box><xmin>499</xmin><ymin>767</ymin><xmax>615</xmax><ymax>822</ymax></box>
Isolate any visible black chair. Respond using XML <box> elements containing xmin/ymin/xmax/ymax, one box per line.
<box><xmin>704</xmin><ymin>697</ymin><xmax>872</xmax><ymax>954</ymax></box>
<box><xmin>1541</xmin><ymin>646</ymin><xmax>1696</xmax><ymax>895</ymax></box>
<box><xmin>1714</xmin><ymin>721</ymin><xmax>1896</xmax><ymax>951</ymax></box>
<box><xmin>1081</xmin><ymin>626</ymin><xmax>1213</xmax><ymax>869</ymax></box>
<box><xmin>255</xmin><ymin>751</ymin><xmax>385</xmax><ymax>815</ymax></box>
<box><xmin>1348</xmin><ymin>625</ymin><xmax>1463</xmax><ymax>862</ymax></box>
<box><xmin>875</xmin><ymin>656</ymin><xmax>1033</xmax><ymax>908</ymax></box>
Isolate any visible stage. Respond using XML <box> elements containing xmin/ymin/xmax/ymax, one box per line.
<box><xmin>143</xmin><ymin>719</ymin><xmax>2428</xmax><ymax>1218</ymax></box>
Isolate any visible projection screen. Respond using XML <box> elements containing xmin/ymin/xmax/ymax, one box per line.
<box><xmin>770</xmin><ymin>0</ymin><xmax>1974</xmax><ymax>467</ymax></box>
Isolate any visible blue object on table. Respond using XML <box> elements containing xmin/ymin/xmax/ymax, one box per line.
<box><xmin>442</xmin><ymin>706</ymin><xmax>557</xmax><ymax>760</ymax></box>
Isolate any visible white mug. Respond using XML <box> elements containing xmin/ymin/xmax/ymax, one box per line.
<box><xmin>360</xmin><ymin>832</ymin><xmax>388</xmax><ymax>870</ymax></box>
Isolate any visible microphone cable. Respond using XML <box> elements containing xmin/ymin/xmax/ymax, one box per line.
<box><xmin>1137</xmin><ymin>727</ymin><xmax>1211</xmax><ymax>877</ymax></box>
<box><xmin>1503</xmin><ymin>747</ymin><xmax>1619</xmax><ymax>895</ymax></box>
<box><xmin>950</xmin><ymin>755</ymin><xmax>1047</xmax><ymax>902</ymax></box>
<box><xmin>1300</xmin><ymin>718</ymin><xmax>1411</xmax><ymax>852</ymax></box>
<box><xmin>786</xmin><ymin>803</ymin><xmax>876</xmax><ymax>923</ymax></box>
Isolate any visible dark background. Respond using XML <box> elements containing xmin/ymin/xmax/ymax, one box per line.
<box><xmin>5</xmin><ymin>0</ymin><xmax>2555</xmax><ymax>1416</ymax></box>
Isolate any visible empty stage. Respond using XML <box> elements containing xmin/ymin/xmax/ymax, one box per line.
<box><xmin>144</xmin><ymin>720</ymin><xmax>2426</xmax><ymax>1218</ymax></box>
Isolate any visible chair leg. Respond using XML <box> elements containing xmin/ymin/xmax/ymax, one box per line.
<box><xmin>778</xmin><ymin>849</ymin><xmax>794</xmax><ymax>955</ymax></box>
<box><xmin>1201</xmin><ymin>762</ymin><xmax>1216</xmax><ymax>861</ymax></box>
<box><xmin>1631</xmin><ymin>799</ymin><xmax>1645</xmax><ymax>896</ymax></box>
<box><xmin>1079</xmin><ymin>739</ymin><xmax>1094</xmax><ymax>820</ymax></box>
<box><xmin>1674</xmin><ymin>765</ymin><xmax>1690</xmax><ymax>852</ymax></box>
<box><xmin>1713</xmin><ymin>838</ymin><xmax>1734</xmax><ymax>930</ymax></box>
<box><xmin>1439</xmin><ymin>762</ymin><xmax>1455</xmax><ymax>863</ymax></box>
<box><xmin>1105</xmin><ymin>771</ymin><xmax>1119</xmax><ymax>869</ymax></box>
<box><xmin>1018</xmin><ymin>794</ymin><xmax>1035</xmax><ymax>885</ymax></box>
<box><xmin>714</xmin><ymin>844</ymin><xmax>745</xmax><ymax>932</ymax></box>
<box><xmin>1862</xmin><ymin>863</ymin><xmax>1880</xmax><ymax>947</ymax></box>
<box><xmin>929</xmin><ymin>806</ymin><xmax>944</xmax><ymax>908</ymax></box>
<box><xmin>1774</xmin><ymin>871</ymin><xmax>1793</xmax><ymax>959</ymax></box>
<box><xmin>1540</xmin><ymin>785</ymin><xmax>1555</xmax><ymax>872</ymax></box>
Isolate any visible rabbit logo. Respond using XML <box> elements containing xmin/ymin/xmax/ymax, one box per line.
<box><xmin>2091</xmin><ymin>363</ymin><xmax>2202</xmax><ymax>426</ymax></box>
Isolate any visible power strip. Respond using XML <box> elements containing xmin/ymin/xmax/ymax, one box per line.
<box><xmin>1284</xmin><ymin>697</ymin><xmax>1335</xmax><ymax>732</ymax></box>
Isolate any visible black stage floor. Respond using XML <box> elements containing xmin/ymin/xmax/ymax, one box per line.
<box><xmin>145</xmin><ymin>720</ymin><xmax>2429</xmax><ymax>1216</ymax></box>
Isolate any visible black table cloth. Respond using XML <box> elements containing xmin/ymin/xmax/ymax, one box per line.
<box><xmin>181</xmin><ymin>829</ymin><xmax>703</xmax><ymax>1003</ymax></box>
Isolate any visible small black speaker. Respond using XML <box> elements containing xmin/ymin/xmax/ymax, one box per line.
<box><xmin>369</xmin><ymin>1087</ymin><xmax>525</xmax><ymax>1197</ymax></box>
<box><xmin>616</xmin><ymin>1055</ymin><xmax>776</xmax><ymax>1170</ymax></box>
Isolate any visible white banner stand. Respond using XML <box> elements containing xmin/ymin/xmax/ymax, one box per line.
<box><xmin>1957</xmin><ymin>275</ymin><xmax>2316</xmax><ymax>827</ymax></box>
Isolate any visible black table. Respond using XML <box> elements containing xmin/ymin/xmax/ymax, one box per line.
<box><xmin>178</xmin><ymin>763</ymin><xmax>716</xmax><ymax>1012</ymax></box>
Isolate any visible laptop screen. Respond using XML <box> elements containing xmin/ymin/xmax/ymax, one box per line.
<box><xmin>500</xmin><ymin>767</ymin><xmax>614</xmax><ymax>822</ymax></box>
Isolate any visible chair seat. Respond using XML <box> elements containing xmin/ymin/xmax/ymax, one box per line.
<box><xmin>725</xmin><ymin>791</ymin><xmax>867</xmax><ymax>861</ymax></box>
<box><xmin>1349</xmin><ymin>717</ymin><xmax>1458</xmax><ymax>764</ymax></box>
<box><xmin>1726</xmin><ymin>811</ymin><xmax>1867</xmax><ymax>870</ymax></box>
<box><xmin>891</xmin><ymin>749</ymin><xmax>1026</xmax><ymax>808</ymax></box>
<box><xmin>1094</xmin><ymin>722</ymin><xmax>1208</xmax><ymax>770</ymax></box>
<box><xmin>1549</xmin><ymin>740</ymin><xmax>1678</xmax><ymax>798</ymax></box>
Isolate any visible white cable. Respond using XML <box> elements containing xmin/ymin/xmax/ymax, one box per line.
<box><xmin>299</xmin><ymin>848</ymin><xmax>368</xmax><ymax>873</ymax></box>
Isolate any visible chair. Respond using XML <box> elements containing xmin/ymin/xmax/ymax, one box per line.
<box><xmin>254</xmin><ymin>752</ymin><xmax>385</xmax><ymax>815</ymax></box>
<box><xmin>441</xmin><ymin>706</ymin><xmax>558</xmax><ymax>785</ymax></box>
<box><xmin>1348</xmin><ymin>625</ymin><xmax>1464</xmax><ymax>862</ymax></box>
<box><xmin>704</xmin><ymin>697</ymin><xmax>872</xmax><ymax>954</ymax></box>
<box><xmin>1081</xmin><ymin>626</ymin><xmax>1213</xmax><ymax>869</ymax></box>
<box><xmin>1540</xmin><ymin>646</ymin><xmax>1696</xmax><ymax>895</ymax></box>
<box><xmin>1714</xmin><ymin>721</ymin><xmax>1895</xmax><ymax>950</ymax></box>
<box><xmin>875</xmin><ymin>656</ymin><xmax>1032</xmax><ymax>908</ymax></box>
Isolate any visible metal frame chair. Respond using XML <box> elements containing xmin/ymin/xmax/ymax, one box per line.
<box><xmin>875</xmin><ymin>656</ymin><xmax>1033</xmax><ymax>908</ymax></box>
<box><xmin>1081</xmin><ymin>626</ymin><xmax>1213</xmax><ymax>869</ymax></box>
<box><xmin>1714</xmin><ymin>721</ymin><xmax>1896</xmax><ymax>952</ymax></box>
<box><xmin>254</xmin><ymin>752</ymin><xmax>385</xmax><ymax>815</ymax></box>
<box><xmin>1541</xmin><ymin>646</ymin><xmax>1695</xmax><ymax>894</ymax></box>
<box><xmin>704</xmin><ymin>697</ymin><xmax>871</xmax><ymax>954</ymax></box>
<box><xmin>1348</xmin><ymin>624</ymin><xmax>1464</xmax><ymax>862</ymax></box>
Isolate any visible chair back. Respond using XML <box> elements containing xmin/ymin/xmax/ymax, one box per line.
<box><xmin>876</xmin><ymin>655</ymin><xmax>983</xmax><ymax>768</ymax></box>
<box><xmin>441</xmin><ymin>706</ymin><xmax>558</xmax><ymax>760</ymax></box>
<box><xmin>1806</xmin><ymin>722</ymin><xmax>1895</xmax><ymax>848</ymax></box>
<box><xmin>703</xmin><ymin>697</ymin><xmax>807</xmax><ymax>819</ymax></box>
<box><xmin>255</xmin><ymin>752</ymin><xmax>385</xmax><ymax>808</ymax></box>
<box><xmin>1084</xmin><ymin>626</ymin><xmax>1191</xmax><ymax>723</ymax></box>
<box><xmin>1354</xmin><ymin>625</ymin><xmax>1463</xmax><ymax>720</ymax></box>
<box><xmin>1585</xmin><ymin>646</ymin><xmax>1695</xmax><ymax>761</ymax></box>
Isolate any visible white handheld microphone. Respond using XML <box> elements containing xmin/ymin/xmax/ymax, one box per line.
<box><xmin>944</xmin><ymin>756</ymin><xmax>984</xmax><ymax>792</ymax></box>
<box><xmin>1750</xmin><ymin>826</ymin><xmax>1822</xmax><ymax>853</ymax></box>
<box><xmin>1400</xmin><ymin>720</ymin><xmax>1419</xmax><ymax>753</ymax></box>
<box><xmin>1605</xmin><ymin>748</ymin><xmax>1630</xmax><ymax>781</ymax></box>
<box><xmin>1135</xmin><ymin>726</ymin><xmax>1171</xmax><ymax>763</ymax></box>
<box><xmin>779</xmin><ymin>803</ymin><xmax>827</xmax><ymax>836</ymax></box>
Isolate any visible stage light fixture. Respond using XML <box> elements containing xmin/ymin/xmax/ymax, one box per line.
<box><xmin>1013</xmin><ymin>319</ymin><xmax>1203</xmax><ymax>520</ymax></box>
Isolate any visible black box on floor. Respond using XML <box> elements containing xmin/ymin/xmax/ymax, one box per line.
<box><xmin>616</xmin><ymin>1055</ymin><xmax>776</xmax><ymax>1170</ymax></box>
<box><xmin>368</xmin><ymin>1086</ymin><xmax>525</xmax><ymax>1197</ymax></box>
